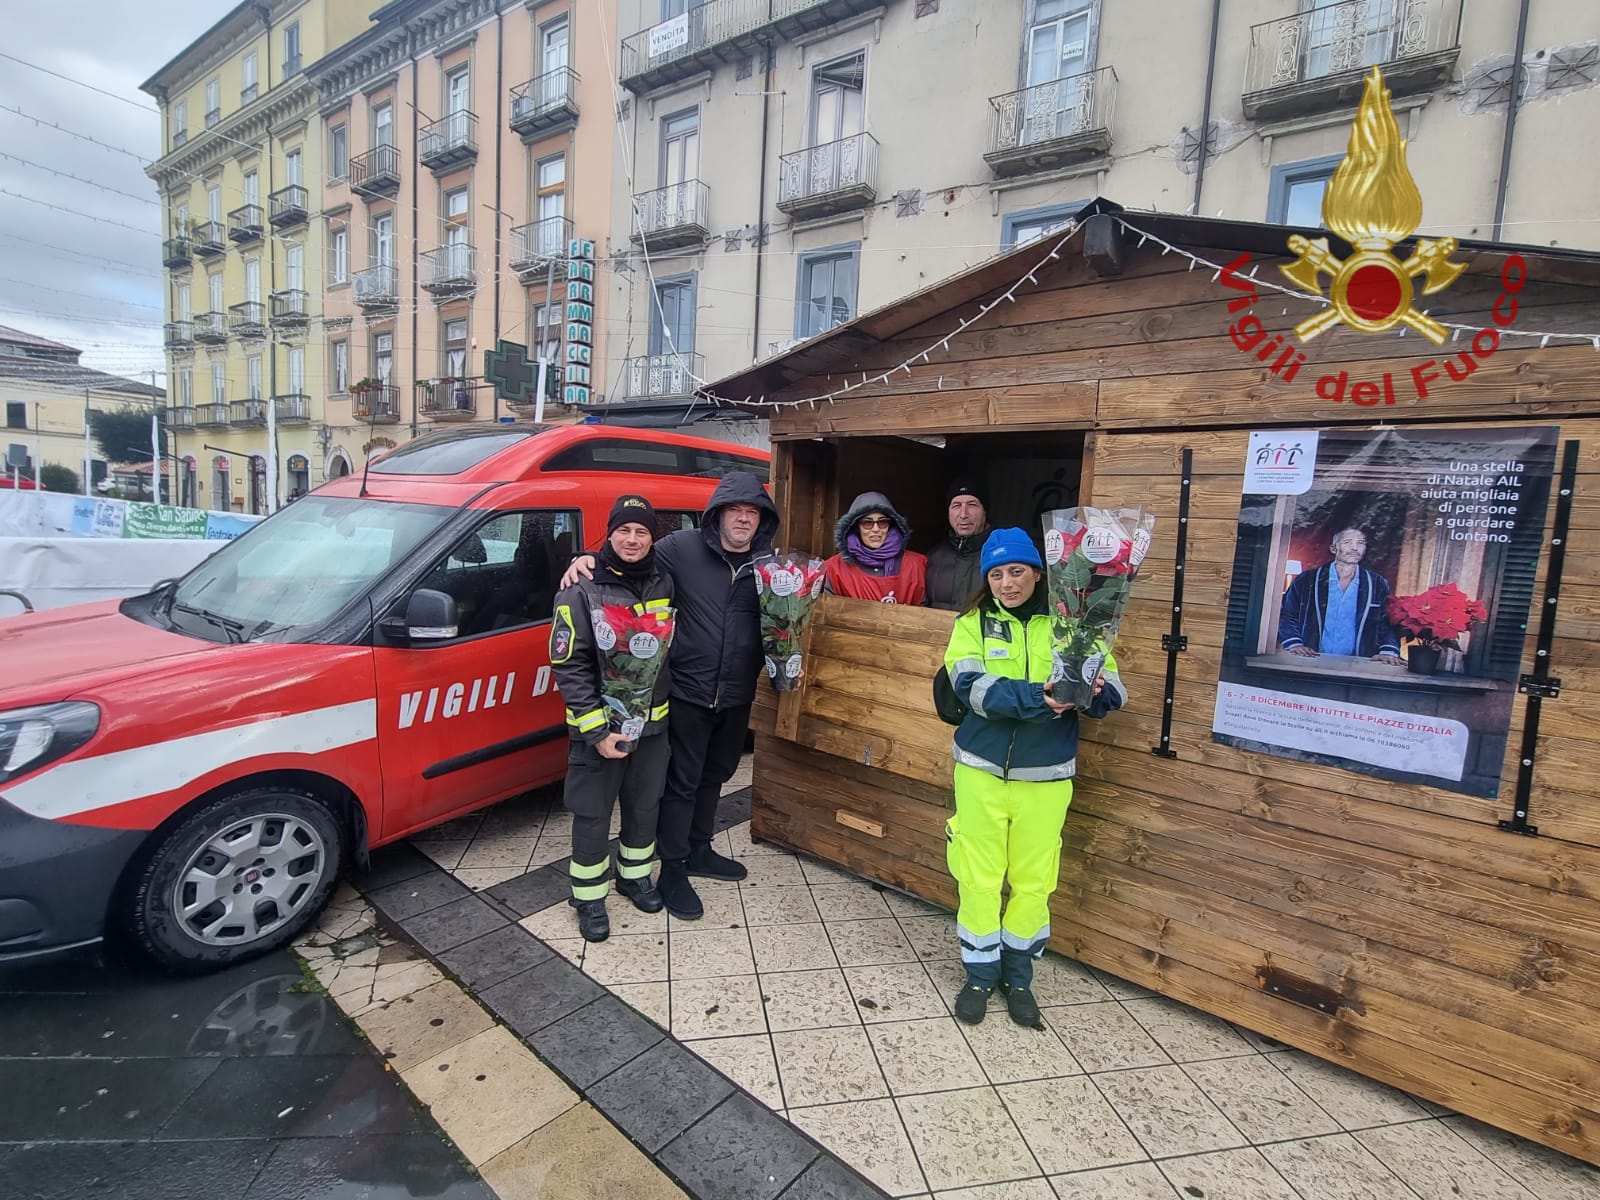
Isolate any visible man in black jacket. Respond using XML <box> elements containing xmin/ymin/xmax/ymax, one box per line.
<box><xmin>561</xmin><ymin>471</ymin><xmax>779</xmax><ymax>919</ymax></box>
<box><xmin>926</xmin><ymin>478</ymin><xmax>991</xmax><ymax>611</ymax></box>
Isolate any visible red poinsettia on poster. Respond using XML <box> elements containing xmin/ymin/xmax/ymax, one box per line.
<box><xmin>1384</xmin><ymin>583</ymin><xmax>1489</xmax><ymax>651</ymax></box>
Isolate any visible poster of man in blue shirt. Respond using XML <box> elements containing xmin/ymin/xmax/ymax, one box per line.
<box><xmin>1278</xmin><ymin>528</ymin><xmax>1402</xmax><ymax>663</ymax></box>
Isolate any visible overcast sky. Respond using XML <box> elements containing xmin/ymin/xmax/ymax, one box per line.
<box><xmin>0</xmin><ymin>1</ymin><xmax>232</xmax><ymax>383</ymax></box>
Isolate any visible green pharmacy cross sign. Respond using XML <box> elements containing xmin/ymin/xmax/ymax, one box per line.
<box><xmin>483</xmin><ymin>339</ymin><xmax>539</xmax><ymax>406</ymax></box>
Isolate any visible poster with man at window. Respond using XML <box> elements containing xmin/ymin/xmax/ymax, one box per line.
<box><xmin>1211</xmin><ymin>425</ymin><xmax>1558</xmax><ymax>798</ymax></box>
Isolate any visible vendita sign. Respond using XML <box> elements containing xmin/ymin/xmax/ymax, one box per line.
<box><xmin>1214</xmin><ymin>65</ymin><xmax>1530</xmax><ymax>407</ymax></box>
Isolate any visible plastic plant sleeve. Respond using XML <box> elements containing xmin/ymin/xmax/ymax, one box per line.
<box><xmin>593</xmin><ymin>604</ymin><xmax>676</xmax><ymax>752</ymax></box>
<box><xmin>1041</xmin><ymin>506</ymin><xmax>1157</xmax><ymax>709</ymax></box>
<box><xmin>753</xmin><ymin>550</ymin><xmax>828</xmax><ymax>692</ymax></box>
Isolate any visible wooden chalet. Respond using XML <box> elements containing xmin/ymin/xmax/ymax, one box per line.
<box><xmin>713</xmin><ymin>200</ymin><xmax>1600</xmax><ymax>1165</ymax></box>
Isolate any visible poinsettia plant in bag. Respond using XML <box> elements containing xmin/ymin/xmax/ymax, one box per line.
<box><xmin>753</xmin><ymin>550</ymin><xmax>827</xmax><ymax>692</ymax></box>
<box><xmin>1041</xmin><ymin>506</ymin><xmax>1157</xmax><ymax>708</ymax></box>
<box><xmin>593</xmin><ymin>604</ymin><xmax>676</xmax><ymax>751</ymax></box>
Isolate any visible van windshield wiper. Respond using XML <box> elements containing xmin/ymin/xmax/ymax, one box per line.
<box><xmin>172</xmin><ymin>600</ymin><xmax>245</xmax><ymax>644</ymax></box>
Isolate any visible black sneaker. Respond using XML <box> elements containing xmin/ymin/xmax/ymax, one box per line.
<box><xmin>657</xmin><ymin>860</ymin><xmax>704</xmax><ymax>920</ymax></box>
<box><xmin>687</xmin><ymin>841</ymin><xmax>747</xmax><ymax>882</ymax></box>
<box><xmin>617</xmin><ymin>875</ymin><xmax>665</xmax><ymax>914</ymax></box>
<box><xmin>953</xmin><ymin>984</ymin><xmax>992</xmax><ymax>1025</ymax></box>
<box><xmin>574</xmin><ymin>900</ymin><xmax>610</xmax><ymax>943</ymax></box>
<box><xmin>1001</xmin><ymin>983</ymin><xmax>1044</xmax><ymax>1030</ymax></box>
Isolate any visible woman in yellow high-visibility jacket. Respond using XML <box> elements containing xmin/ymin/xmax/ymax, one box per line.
<box><xmin>943</xmin><ymin>528</ymin><xmax>1126</xmax><ymax>1028</ymax></box>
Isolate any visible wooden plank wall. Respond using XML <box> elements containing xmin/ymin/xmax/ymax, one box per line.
<box><xmin>751</xmin><ymin>234</ymin><xmax>1600</xmax><ymax>1164</ymax></box>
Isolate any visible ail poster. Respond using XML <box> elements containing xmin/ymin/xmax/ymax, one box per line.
<box><xmin>1211</xmin><ymin>425</ymin><xmax>1558</xmax><ymax>797</ymax></box>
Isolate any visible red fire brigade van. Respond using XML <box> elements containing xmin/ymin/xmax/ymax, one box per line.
<box><xmin>0</xmin><ymin>424</ymin><xmax>769</xmax><ymax>970</ymax></box>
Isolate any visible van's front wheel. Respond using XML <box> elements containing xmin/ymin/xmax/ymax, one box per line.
<box><xmin>123</xmin><ymin>786</ymin><xmax>343</xmax><ymax>972</ymax></box>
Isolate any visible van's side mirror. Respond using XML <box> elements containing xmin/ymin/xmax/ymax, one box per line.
<box><xmin>399</xmin><ymin>588</ymin><xmax>459</xmax><ymax>641</ymax></box>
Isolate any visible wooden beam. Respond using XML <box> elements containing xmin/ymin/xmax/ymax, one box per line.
<box><xmin>1083</xmin><ymin>213</ymin><xmax>1126</xmax><ymax>277</ymax></box>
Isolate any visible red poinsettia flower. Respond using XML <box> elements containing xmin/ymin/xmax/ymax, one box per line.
<box><xmin>1384</xmin><ymin>583</ymin><xmax>1489</xmax><ymax>650</ymax></box>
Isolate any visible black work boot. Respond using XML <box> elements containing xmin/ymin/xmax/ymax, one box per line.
<box><xmin>1000</xmin><ymin>982</ymin><xmax>1044</xmax><ymax>1030</ymax></box>
<box><xmin>657</xmin><ymin>859</ymin><xmax>703</xmax><ymax>920</ymax></box>
<box><xmin>953</xmin><ymin>983</ymin><xmax>992</xmax><ymax>1026</ymax></box>
<box><xmin>687</xmin><ymin>841</ymin><xmax>747</xmax><ymax>882</ymax></box>
<box><xmin>616</xmin><ymin>875</ymin><xmax>665</xmax><ymax>914</ymax></box>
<box><xmin>574</xmin><ymin>900</ymin><xmax>610</xmax><ymax>943</ymax></box>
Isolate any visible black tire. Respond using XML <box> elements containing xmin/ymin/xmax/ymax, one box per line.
<box><xmin>120</xmin><ymin>785</ymin><xmax>344</xmax><ymax>974</ymax></box>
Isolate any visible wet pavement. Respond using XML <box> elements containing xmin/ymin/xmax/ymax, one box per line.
<box><xmin>0</xmin><ymin>945</ymin><xmax>492</xmax><ymax>1200</ymax></box>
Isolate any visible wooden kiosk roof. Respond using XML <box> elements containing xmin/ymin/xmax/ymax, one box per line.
<box><xmin>739</xmin><ymin>201</ymin><xmax>1600</xmax><ymax>1167</ymax></box>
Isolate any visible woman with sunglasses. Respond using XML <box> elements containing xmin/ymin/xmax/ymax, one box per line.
<box><xmin>823</xmin><ymin>491</ymin><xmax>928</xmax><ymax>605</ymax></box>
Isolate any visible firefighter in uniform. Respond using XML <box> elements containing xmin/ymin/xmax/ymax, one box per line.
<box><xmin>942</xmin><ymin>528</ymin><xmax>1126</xmax><ymax>1027</ymax></box>
<box><xmin>549</xmin><ymin>495</ymin><xmax>674</xmax><ymax>942</ymax></box>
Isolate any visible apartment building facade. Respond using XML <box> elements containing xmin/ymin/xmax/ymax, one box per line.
<box><xmin>601</xmin><ymin>0</ymin><xmax>1600</xmax><ymax>434</ymax></box>
<box><xmin>142</xmin><ymin>0</ymin><xmax>372</xmax><ymax>514</ymax></box>
<box><xmin>309</xmin><ymin>0</ymin><xmax>615</xmax><ymax>470</ymax></box>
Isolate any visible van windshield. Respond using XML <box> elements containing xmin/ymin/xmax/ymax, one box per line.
<box><xmin>171</xmin><ymin>495</ymin><xmax>453</xmax><ymax>641</ymax></box>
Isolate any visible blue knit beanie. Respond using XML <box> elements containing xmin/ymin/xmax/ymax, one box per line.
<box><xmin>980</xmin><ymin>528</ymin><xmax>1042</xmax><ymax>575</ymax></box>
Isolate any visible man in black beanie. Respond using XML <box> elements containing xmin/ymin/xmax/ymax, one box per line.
<box><xmin>927</xmin><ymin>477</ymin><xmax>992</xmax><ymax>610</ymax></box>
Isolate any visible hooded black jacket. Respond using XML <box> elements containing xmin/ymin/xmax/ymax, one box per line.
<box><xmin>655</xmin><ymin>470</ymin><xmax>780</xmax><ymax>711</ymax></box>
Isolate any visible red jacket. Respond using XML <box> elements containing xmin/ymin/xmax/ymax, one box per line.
<box><xmin>824</xmin><ymin>552</ymin><xmax>928</xmax><ymax>605</ymax></box>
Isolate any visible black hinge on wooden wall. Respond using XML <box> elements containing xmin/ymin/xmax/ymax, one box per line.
<box><xmin>1152</xmin><ymin>448</ymin><xmax>1193</xmax><ymax>759</ymax></box>
<box><xmin>1501</xmin><ymin>438</ymin><xmax>1579</xmax><ymax>836</ymax></box>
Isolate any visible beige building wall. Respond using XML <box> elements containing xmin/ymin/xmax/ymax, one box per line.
<box><xmin>603</xmin><ymin>0</ymin><xmax>1600</xmax><ymax>441</ymax></box>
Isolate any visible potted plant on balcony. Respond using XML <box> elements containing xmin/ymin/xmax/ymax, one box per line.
<box><xmin>351</xmin><ymin>377</ymin><xmax>384</xmax><ymax>395</ymax></box>
<box><xmin>1384</xmin><ymin>582</ymin><xmax>1490</xmax><ymax>676</ymax></box>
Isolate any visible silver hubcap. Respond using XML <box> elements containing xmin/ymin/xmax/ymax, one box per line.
<box><xmin>173</xmin><ymin>812</ymin><xmax>327</xmax><ymax>947</ymax></box>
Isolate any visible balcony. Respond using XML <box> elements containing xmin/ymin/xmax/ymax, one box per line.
<box><xmin>1243</xmin><ymin>0</ymin><xmax>1461</xmax><ymax>121</ymax></box>
<box><xmin>228</xmin><ymin>204</ymin><xmax>264</xmax><ymax>244</ymax></box>
<box><xmin>233</xmin><ymin>398</ymin><xmax>268</xmax><ymax>427</ymax></box>
<box><xmin>616</xmin><ymin>353</ymin><xmax>704</xmax><ymax>401</ymax></box>
<box><xmin>510</xmin><ymin>216</ymin><xmax>573</xmax><ymax>283</ymax></box>
<box><xmin>510</xmin><ymin>68</ymin><xmax>580</xmax><ymax>139</ymax></box>
<box><xmin>271</xmin><ymin>289</ymin><xmax>310</xmax><ymax>329</ymax></box>
<box><xmin>269</xmin><ymin>184</ymin><xmax>309</xmax><ymax>227</ymax></box>
<box><xmin>168</xmin><ymin>406</ymin><xmax>196</xmax><ymax>430</ymax></box>
<box><xmin>164</xmin><ymin>320</ymin><xmax>194</xmax><ymax>349</ymax></box>
<box><xmin>986</xmin><ymin>67</ymin><xmax>1117</xmax><ymax>178</ymax></box>
<box><xmin>419</xmin><ymin>112</ymin><xmax>478</xmax><ymax>172</ymax></box>
<box><xmin>205</xmin><ymin>108</ymin><xmax>221</xmax><ymax>129</ymax></box>
<box><xmin>352</xmin><ymin>384</ymin><xmax>402</xmax><ymax>424</ymax></box>
<box><xmin>354</xmin><ymin>264</ymin><xmax>399</xmax><ymax>310</ymax></box>
<box><xmin>419</xmin><ymin>378</ymin><xmax>480</xmax><ymax>422</ymax></box>
<box><xmin>620</xmin><ymin>0</ymin><xmax>881</xmax><ymax>94</ymax></box>
<box><xmin>193</xmin><ymin>221</ymin><xmax>227</xmax><ymax>258</ymax></box>
<box><xmin>274</xmin><ymin>394</ymin><xmax>311</xmax><ymax>424</ymax></box>
<box><xmin>229</xmin><ymin>301</ymin><xmax>266</xmax><ymax>340</ymax></box>
<box><xmin>195</xmin><ymin>402</ymin><xmax>231</xmax><ymax>428</ymax></box>
<box><xmin>163</xmin><ymin>236</ymin><xmax>193</xmax><ymax>269</ymax></box>
<box><xmin>631</xmin><ymin>181</ymin><xmax>710</xmax><ymax>251</ymax></box>
<box><xmin>421</xmin><ymin>245</ymin><xmax>476</xmax><ymax>297</ymax></box>
<box><xmin>777</xmin><ymin>132</ymin><xmax>879</xmax><ymax>221</ymax></box>
<box><xmin>193</xmin><ymin>312</ymin><xmax>228</xmax><ymax>344</ymax></box>
<box><xmin>349</xmin><ymin>145</ymin><xmax>401</xmax><ymax>200</ymax></box>
<box><xmin>284</xmin><ymin>54</ymin><xmax>302</xmax><ymax>76</ymax></box>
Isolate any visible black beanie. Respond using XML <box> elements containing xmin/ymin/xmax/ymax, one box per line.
<box><xmin>607</xmin><ymin>494</ymin><xmax>658</xmax><ymax>537</ymax></box>
<box><xmin>946</xmin><ymin>477</ymin><xmax>988</xmax><ymax>510</ymax></box>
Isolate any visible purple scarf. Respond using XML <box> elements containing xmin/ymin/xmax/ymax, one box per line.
<box><xmin>846</xmin><ymin>526</ymin><xmax>905</xmax><ymax>570</ymax></box>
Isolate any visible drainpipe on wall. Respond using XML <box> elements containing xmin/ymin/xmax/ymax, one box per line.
<box><xmin>258</xmin><ymin>2</ymin><xmax>279</xmax><ymax>515</ymax></box>
<box><xmin>751</xmin><ymin>45</ymin><xmax>772</xmax><ymax>365</ymax></box>
<box><xmin>1191</xmin><ymin>0</ymin><xmax>1222</xmax><ymax>216</ymax></box>
<box><xmin>410</xmin><ymin>42</ymin><xmax>421</xmax><ymax>440</ymax></box>
<box><xmin>491</xmin><ymin>5</ymin><xmax>504</xmax><ymax>421</ymax></box>
<box><xmin>1491</xmin><ymin>0</ymin><xmax>1531</xmax><ymax>243</ymax></box>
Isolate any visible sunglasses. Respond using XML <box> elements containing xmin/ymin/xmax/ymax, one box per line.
<box><xmin>857</xmin><ymin>517</ymin><xmax>892</xmax><ymax>529</ymax></box>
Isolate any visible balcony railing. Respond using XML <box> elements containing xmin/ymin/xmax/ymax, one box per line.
<box><xmin>195</xmin><ymin>402</ymin><xmax>231</xmax><ymax>428</ymax></box>
<box><xmin>631</xmin><ymin>180</ymin><xmax>710</xmax><ymax>251</ymax></box>
<box><xmin>169</xmin><ymin>406</ymin><xmax>196</xmax><ymax>429</ymax></box>
<box><xmin>274</xmin><ymin>394</ymin><xmax>311</xmax><ymax>424</ymax></box>
<box><xmin>163</xmin><ymin>236</ymin><xmax>193</xmax><ymax>268</ymax></box>
<box><xmin>420</xmin><ymin>112</ymin><xmax>478</xmax><ymax>171</ymax></box>
<box><xmin>619</xmin><ymin>0</ymin><xmax>880</xmax><ymax>93</ymax></box>
<box><xmin>205</xmin><ymin>108</ymin><xmax>221</xmax><ymax>129</ymax></box>
<box><xmin>164</xmin><ymin>320</ymin><xmax>194</xmax><ymax>349</ymax></box>
<box><xmin>1243</xmin><ymin>0</ymin><xmax>1461</xmax><ymax>120</ymax></box>
<box><xmin>419</xmin><ymin>378</ymin><xmax>480</xmax><ymax>422</ymax></box>
<box><xmin>193</xmin><ymin>312</ymin><xmax>227</xmax><ymax>344</ymax></box>
<box><xmin>777</xmin><ymin>132</ymin><xmax>879</xmax><ymax>220</ymax></box>
<box><xmin>228</xmin><ymin>204</ymin><xmax>264</xmax><ymax>244</ymax></box>
<box><xmin>510</xmin><ymin>216</ymin><xmax>573</xmax><ymax>282</ymax></box>
<box><xmin>193</xmin><ymin>221</ymin><xmax>227</xmax><ymax>257</ymax></box>
<box><xmin>421</xmin><ymin>245</ymin><xmax>476</xmax><ymax>295</ymax></box>
<box><xmin>233</xmin><ymin>398</ymin><xmax>268</xmax><ymax>426</ymax></box>
<box><xmin>986</xmin><ymin>67</ymin><xmax>1117</xmax><ymax>178</ymax></box>
<box><xmin>229</xmin><ymin>301</ymin><xmax>266</xmax><ymax>339</ymax></box>
<box><xmin>510</xmin><ymin>68</ymin><xmax>580</xmax><ymax>138</ymax></box>
<box><xmin>354</xmin><ymin>264</ymin><xmax>399</xmax><ymax>309</ymax></box>
<box><xmin>172</xmin><ymin>129</ymin><xmax>188</xmax><ymax>148</ymax></box>
<box><xmin>241</xmin><ymin>83</ymin><xmax>259</xmax><ymax>104</ymax></box>
<box><xmin>284</xmin><ymin>54</ymin><xmax>302</xmax><ymax>76</ymax></box>
<box><xmin>352</xmin><ymin>384</ymin><xmax>402</xmax><ymax>424</ymax></box>
<box><xmin>271</xmin><ymin>289</ymin><xmax>309</xmax><ymax>327</ymax></box>
<box><xmin>349</xmin><ymin>145</ymin><xmax>401</xmax><ymax>199</ymax></box>
<box><xmin>616</xmin><ymin>353</ymin><xmax>704</xmax><ymax>401</ymax></box>
<box><xmin>269</xmin><ymin>184</ymin><xmax>308</xmax><ymax>227</ymax></box>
